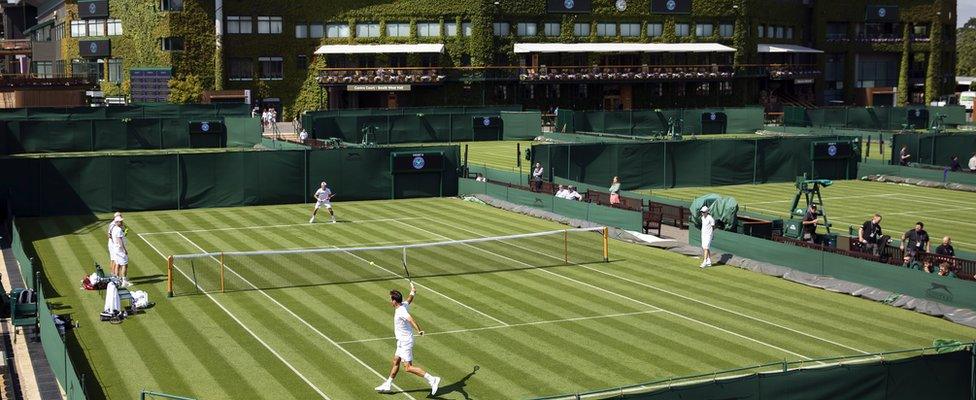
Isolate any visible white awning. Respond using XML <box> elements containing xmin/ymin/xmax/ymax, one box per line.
<box><xmin>513</xmin><ymin>42</ymin><xmax>736</xmax><ymax>54</ymax></box>
<box><xmin>314</xmin><ymin>44</ymin><xmax>445</xmax><ymax>55</ymax></box>
<box><xmin>757</xmin><ymin>44</ymin><xmax>823</xmax><ymax>54</ymax></box>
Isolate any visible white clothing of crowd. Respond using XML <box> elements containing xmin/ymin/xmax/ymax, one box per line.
<box><xmin>554</xmin><ymin>185</ymin><xmax>583</xmax><ymax>201</ymax></box>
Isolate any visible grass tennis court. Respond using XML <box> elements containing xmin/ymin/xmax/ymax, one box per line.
<box><xmin>20</xmin><ymin>198</ymin><xmax>976</xmax><ymax>399</ymax></box>
<box><xmin>644</xmin><ymin>180</ymin><xmax>976</xmax><ymax>253</ymax></box>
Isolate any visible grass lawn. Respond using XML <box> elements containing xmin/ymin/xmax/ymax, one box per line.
<box><xmin>19</xmin><ymin>198</ymin><xmax>976</xmax><ymax>399</ymax></box>
<box><xmin>644</xmin><ymin>180</ymin><xmax>976</xmax><ymax>252</ymax></box>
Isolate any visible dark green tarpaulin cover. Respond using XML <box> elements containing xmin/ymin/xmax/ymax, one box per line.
<box><xmin>689</xmin><ymin>194</ymin><xmax>738</xmax><ymax>229</ymax></box>
<box><xmin>890</xmin><ymin>133</ymin><xmax>976</xmax><ymax>166</ymax></box>
<box><xmin>0</xmin><ymin>146</ymin><xmax>460</xmax><ymax>216</ymax></box>
<box><xmin>785</xmin><ymin>106</ymin><xmax>968</xmax><ymax>129</ymax></box>
<box><xmin>556</xmin><ymin>107</ymin><xmax>763</xmax><ymax>135</ymax></box>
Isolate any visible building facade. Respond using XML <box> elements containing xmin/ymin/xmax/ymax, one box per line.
<box><xmin>15</xmin><ymin>0</ymin><xmax>959</xmax><ymax>114</ymax></box>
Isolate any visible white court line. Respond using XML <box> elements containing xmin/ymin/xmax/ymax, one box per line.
<box><xmin>172</xmin><ymin>232</ymin><xmax>417</xmax><ymax>400</ymax></box>
<box><xmin>334</xmin><ymin>246</ymin><xmax>512</xmax><ymax>327</ymax></box>
<box><xmin>831</xmin><ymin>205</ymin><xmax>976</xmax><ymax>221</ymax></box>
<box><xmin>137</xmin><ymin>234</ymin><xmax>333</xmax><ymax>400</ymax></box>
<box><xmin>140</xmin><ymin>217</ymin><xmax>423</xmax><ymax>236</ymax></box>
<box><xmin>392</xmin><ymin>220</ymin><xmax>818</xmax><ymax>363</ymax></box>
<box><xmin>137</xmin><ymin>234</ymin><xmax>443</xmax><ymax>252</ymax></box>
<box><xmin>744</xmin><ymin>193</ymin><xmax>899</xmax><ymax>205</ymax></box>
<box><xmin>338</xmin><ymin>309</ymin><xmax>664</xmax><ymax>345</ymax></box>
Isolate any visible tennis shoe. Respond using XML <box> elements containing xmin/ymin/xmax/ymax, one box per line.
<box><xmin>309</xmin><ymin>217</ymin><xmax>315</xmax><ymax>224</ymax></box>
<box><xmin>374</xmin><ymin>382</ymin><xmax>391</xmax><ymax>393</ymax></box>
<box><xmin>429</xmin><ymin>376</ymin><xmax>441</xmax><ymax>395</ymax></box>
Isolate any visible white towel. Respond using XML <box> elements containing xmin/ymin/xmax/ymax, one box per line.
<box><xmin>103</xmin><ymin>281</ymin><xmax>121</xmax><ymax>313</ymax></box>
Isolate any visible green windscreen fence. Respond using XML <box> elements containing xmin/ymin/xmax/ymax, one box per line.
<box><xmin>785</xmin><ymin>106</ymin><xmax>968</xmax><ymax>129</ymax></box>
<box><xmin>890</xmin><ymin>133</ymin><xmax>976</xmax><ymax>166</ymax></box>
<box><xmin>555</xmin><ymin>107</ymin><xmax>764</xmax><ymax>135</ymax></box>
<box><xmin>500</xmin><ymin>111</ymin><xmax>541</xmax><ymax>140</ymax></box>
<box><xmin>0</xmin><ymin>146</ymin><xmax>460</xmax><ymax>216</ymax></box>
<box><xmin>532</xmin><ymin>136</ymin><xmax>861</xmax><ymax>190</ymax></box>
<box><xmin>308</xmin><ymin>112</ymin><xmax>524</xmax><ymax>143</ymax></box>
<box><xmin>548</xmin><ymin>348</ymin><xmax>974</xmax><ymax>400</ymax></box>
<box><xmin>859</xmin><ymin>163</ymin><xmax>976</xmax><ymax>186</ymax></box>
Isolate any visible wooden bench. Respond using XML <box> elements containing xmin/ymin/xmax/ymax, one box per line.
<box><xmin>656</xmin><ymin>202</ymin><xmax>689</xmax><ymax>228</ymax></box>
<box><xmin>617</xmin><ymin>195</ymin><xmax>644</xmax><ymax>212</ymax></box>
<box><xmin>643</xmin><ymin>204</ymin><xmax>663</xmax><ymax>236</ymax></box>
<box><xmin>9</xmin><ymin>288</ymin><xmax>37</xmax><ymax>341</ymax></box>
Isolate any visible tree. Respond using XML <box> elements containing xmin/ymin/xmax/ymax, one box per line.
<box><xmin>168</xmin><ymin>74</ymin><xmax>204</xmax><ymax>104</ymax></box>
<box><xmin>958</xmin><ymin>18</ymin><xmax>976</xmax><ymax>77</ymax></box>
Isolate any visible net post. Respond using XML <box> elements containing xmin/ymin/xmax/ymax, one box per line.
<box><xmin>603</xmin><ymin>227</ymin><xmax>609</xmax><ymax>262</ymax></box>
<box><xmin>220</xmin><ymin>252</ymin><xmax>225</xmax><ymax>293</ymax></box>
<box><xmin>564</xmin><ymin>229</ymin><xmax>569</xmax><ymax>264</ymax></box>
<box><xmin>166</xmin><ymin>256</ymin><xmax>174</xmax><ymax>298</ymax></box>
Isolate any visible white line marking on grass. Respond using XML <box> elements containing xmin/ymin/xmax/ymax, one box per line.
<box><xmin>335</xmin><ymin>246</ymin><xmax>512</xmax><ymax>327</ymax></box>
<box><xmin>831</xmin><ymin>205</ymin><xmax>976</xmax><ymax>222</ymax></box>
<box><xmin>893</xmin><ymin>193</ymin><xmax>976</xmax><ymax>207</ymax></box>
<box><xmin>140</xmin><ymin>217</ymin><xmax>424</xmax><ymax>236</ymax></box>
<box><xmin>394</xmin><ymin>220</ymin><xmax>818</xmax><ymax>363</ymax></box>
<box><xmin>744</xmin><ymin>193</ymin><xmax>899</xmax><ymax>205</ymax></box>
<box><xmin>138</xmin><ymin>234</ymin><xmax>334</xmax><ymax>400</ymax></box>
<box><xmin>338</xmin><ymin>310</ymin><xmax>664</xmax><ymax>345</ymax></box>
<box><xmin>172</xmin><ymin>232</ymin><xmax>417</xmax><ymax>400</ymax></box>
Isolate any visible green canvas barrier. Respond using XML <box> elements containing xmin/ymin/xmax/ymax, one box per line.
<box><xmin>0</xmin><ymin>146</ymin><xmax>460</xmax><ymax>216</ymax></box>
<box><xmin>533</xmin><ymin>136</ymin><xmax>860</xmax><ymax>190</ymax></box>
<box><xmin>301</xmin><ymin>105</ymin><xmax>522</xmax><ymax>134</ymax></box>
<box><xmin>0</xmin><ymin>104</ymin><xmax>247</xmax><ymax>121</ymax></box>
<box><xmin>310</xmin><ymin>113</ymin><xmax>501</xmax><ymax>143</ymax></box>
<box><xmin>690</xmin><ymin>226</ymin><xmax>976</xmax><ymax>310</ymax></box>
<box><xmin>564</xmin><ymin>107</ymin><xmax>764</xmax><ymax>135</ymax></box>
<box><xmin>501</xmin><ymin>111</ymin><xmax>540</xmax><ymax>140</ymax></box>
<box><xmin>458</xmin><ymin>178</ymin><xmax>642</xmax><ymax>231</ymax></box>
<box><xmin>891</xmin><ymin>133</ymin><xmax>976</xmax><ymax>166</ymax></box>
<box><xmin>224</xmin><ymin>116</ymin><xmax>261</xmax><ymax>147</ymax></box>
<box><xmin>786</xmin><ymin>106</ymin><xmax>968</xmax><ymax>129</ymax></box>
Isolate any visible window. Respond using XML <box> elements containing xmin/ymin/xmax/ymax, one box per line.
<box><xmin>596</xmin><ymin>23</ymin><xmax>616</xmax><ymax>37</ymax></box>
<box><xmin>33</xmin><ymin>61</ymin><xmax>53</xmax><ymax>78</ymax></box>
<box><xmin>544</xmin><ymin>22</ymin><xmax>560</xmax><ymax>37</ymax></box>
<box><xmin>719</xmin><ymin>81</ymin><xmax>732</xmax><ymax>95</ymax></box>
<box><xmin>445</xmin><ymin>22</ymin><xmax>458</xmax><ymax>37</ymax></box>
<box><xmin>757</xmin><ymin>24</ymin><xmax>764</xmax><ymax>38</ymax></box>
<box><xmin>108</xmin><ymin>58</ymin><xmax>123</xmax><ymax>83</ymax></box>
<box><xmin>775</xmin><ymin>26</ymin><xmax>784</xmax><ymax>39</ymax></box>
<box><xmin>766</xmin><ymin>26</ymin><xmax>774</xmax><ymax>38</ymax></box>
<box><xmin>325</xmin><ymin>23</ymin><xmax>348</xmax><ymax>38</ymax></box>
<box><xmin>297</xmin><ymin>54</ymin><xmax>308</xmax><ymax>70</ymax></box>
<box><xmin>619</xmin><ymin>23</ymin><xmax>639</xmax><ymax>37</ymax></box>
<box><xmin>356</xmin><ymin>23</ymin><xmax>379</xmax><ymax>38</ymax></box>
<box><xmin>387</xmin><ymin>22</ymin><xmax>409</xmax><ymax>37</ymax></box>
<box><xmin>88</xmin><ymin>19</ymin><xmax>105</xmax><ymax>37</ymax></box>
<box><xmin>719</xmin><ymin>23</ymin><xmax>733</xmax><ymax>38</ymax></box>
<box><xmin>160</xmin><ymin>37</ymin><xmax>184</xmax><ymax>51</ymax></box>
<box><xmin>228</xmin><ymin>58</ymin><xmax>253</xmax><ymax>81</ymax></box>
<box><xmin>675</xmin><ymin>23</ymin><xmax>690</xmax><ymax>37</ymax></box>
<box><xmin>912</xmin><ymin>24</ymin><xmax>928</xmax><ymax>37</ymax></box>
<box><xmin>259</xmin><ymin>56</ymin><xmax>283</xmax><ymax>80</ymax></box>
<box><xmin>493</xmin><ymin>22</ymin><xmax>510</xmax><ymax>36</ymax></box>
<box><xmin>786</xmin><ymin>27</ymin><xmax>793</xmax><ymax>39</ymax></box>
<box><xmin>695</xmin><ymin>23</ymin><xmax>713</xmax><ymax>37</ymax></box>
<box><xmin>295</xmin><ymin>24</ymin><xmax>308</xmax><ymax>38</ymax></box>
<box><xmin>516</xmin><ymin>22</ymin><xmax>536</xmax><ymax>37</ymax></box>
<box><xmin>160</xmin><ymin>0</ymin><xmax>183</xmax><ymax>11</ymax></box>
<box><xmin>826</xmin><ymin>22</ymin><xmax>847</xmax><ymax>39</ymax></box>
<box><xmin>417</xmin><ymin>22</ymin><xmax>440</xmax><ymax>37</ymax></box>
<box><xmin>462</xmin><ymin>22</ymin><xmax>472</xmax><ymax>36</ymax></box>
<box><xmin>309</xmin><ymin>24</ymin><xmax>324</xmax><ymax>38</ymax></box>
<box><xmin>226</xmin><ymin>16</ymin><xmax>252</xmax><ymax>34</ymax></box>
<box><xmin>574</xmin><ymin>23</ymin><xmax>590</xmax><ymax>36</ymax></box>
<box><xmin>107</xmin><ymin>19</ymin><xmax>122</xmax><ymax>36</ymax></box>
<box><xmin>647</xmin><ymin>23</ymin><xmax>663</xmax><ymax>38</ymax></box>
<box><xmin>257</xmin><ymin>16</ymin><xmax>282</xmax><ymax>34</ymax></box>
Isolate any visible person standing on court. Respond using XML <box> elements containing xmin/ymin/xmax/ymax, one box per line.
<box><xmin>609</xmin><ymin>176</ymin><xmax>621</xmax><ymax>206</ymax></box>
<box><xmin>531</xmin><ymin>163</ymin><xmax>544</xmax><ymax>192</ymax></box>
<box><xmin>968</xmin><ymin>152</ymin><xmax>976</xmax><ymax>172</ymax></box>
<box><xmin>699</xmin><ymin>206</ymin><xmax>715</xmax><ymax>268</ymax></box>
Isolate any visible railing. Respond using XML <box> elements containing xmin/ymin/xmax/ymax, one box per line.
<box><xmin>825</xmin><ymin>34</ymin><xmax>930</xmax><ymax>44</ymax></box>
<box><xmin>0</xmin><ymin>39</ymin><xmax>31</xmax><ymax>54</ymax></box>
<box><xmin>317</xmin><ymin>67</ymin><xmax>445</xmax><ymax>85</ymax></box>
<box><xmin>518</xmin><ymin>64</ymin><xmax>734</xmax><ymax>82</ymax></box>
<box><xmin>773</xmin><ymin>235</ymin><xmax>976</xmax><ymax>281</ymax></box>
<box><xmin>0</xmin><ymin>73</ymin><xmax>90</xmax><ymax>87</ymax></box>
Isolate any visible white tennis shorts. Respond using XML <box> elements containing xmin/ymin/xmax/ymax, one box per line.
<box><xmin>394</xmin><ymin>339</ymin><xmax>414</xmax><ymax>362</ymax></box>
<box><xmin>701</xmin><ymin>236</ymin><xmax>712</xmax><ymax>250</ymax></box>
<box><xmin>112</xmin><ymin>251</ymin><xmax>128</xmax><ymax>266</ymax></box>
<box><xmin>315</xmin><ymin>201</ymin><xmax>332</xmax><ymax>209</ymax></box>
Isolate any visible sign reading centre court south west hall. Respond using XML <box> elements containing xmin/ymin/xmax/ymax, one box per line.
<box><xmin>78</xmin><ymin>0</ymin><xmax>109</xmax><ymax>19</ymax></box>
<box><xmin>547</xmin><ymin>0</ymin><xmax>592</xmax><ymax>13</ymax></box>
<box><xmin>79</xmin><ymin>40</ymin><xmax>111</xmax><ymax>58</ymax></box>
<box><xmin>347</xmin><ymin>84</ymin><xmax>411</xmax><ymax>92</ymax></box>
<box><xmin>651</xmin><ymin>0</ymin><xmax>692</xmax><ymax>13</ymax></box>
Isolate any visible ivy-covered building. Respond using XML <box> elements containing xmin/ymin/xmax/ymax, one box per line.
<box><xmin>17</xmin><ymin>0</ymin><xmax>958</xmax><ymax>115</ymax></box>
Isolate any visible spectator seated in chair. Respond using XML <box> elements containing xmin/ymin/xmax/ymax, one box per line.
<box><xmin>567</xmin><ymin>186</ymin><xmax>583</xmax><ymax>201</ymax></box>
<box><xmin>554</xmin><ymin>185</ymin><xmax>570</xmax><ymax>199</ymax></box>
<box><xmin>935</xmin><ymin>236</ymin><xmax>955</xmax><ymax>258</ymax></box>
<box><xmin>474</xmin><ymin>173</ymin><xmax>487</xmax><ymax>183</ymax></box>
<box><xmin>937</xmin><ymin>262</ymin><xmax>958</xmax><ymax>278</ymax></box>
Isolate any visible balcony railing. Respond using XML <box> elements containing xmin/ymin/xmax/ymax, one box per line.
<box><xmin>0</xmin><ymin>39</ymin><xmax>31</xmax><ymax>55</ymax></box>
<box><xmin>825</xmin><ymin>34</ymin><xmax>930</xmax><ymax>44</ymax></box>
<box><xmin>0</xmin><ymin>73</ymin><xmax>90</xmax><ymax>88</ymax></box>
<box><xmin>318</xmin><ymin>67</ymin><xmax>445</xmax><ymax>86</ymax></box>
<box><xmin>518</xmin><ymin>65</ymin><xmax>734</xmax><ymax>82</ymax></box>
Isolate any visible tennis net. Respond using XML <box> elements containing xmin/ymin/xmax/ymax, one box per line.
<box><xmin>166</xmin><ymin>227</ymin><xmax>609</xmax><ymax>296</ymax></box>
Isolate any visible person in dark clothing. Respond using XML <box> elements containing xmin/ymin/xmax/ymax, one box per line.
<box><xmin>901</xmin><ymin>221</ymin><xmax>930</xmax><ymax>266</ymax></box>
<box><xmin>949</xmin><ymin>156</ymin><xmax>961</xmax><ymax>172</ymax></box>
<box><xmin>801</xmin><ymin>204</ymin><xmax>819</xmax><ymax>244</ymax></box>
<box><xmin>899</xmin><ymin>145</ymin><xmax>911</xmax><ymax>166</ymax></box>
<box><xmin>935</xmin><ymin>236</ymin><xmax>955</xmax><ymax>257</ymax></box>
<box><xmin>858</xmin><ymin>213</ymin><xmax>884</xmax><ymax>256</ymax></box>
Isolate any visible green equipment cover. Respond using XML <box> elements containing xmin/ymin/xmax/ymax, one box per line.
<box><xmin>689</xmin><ymin>194</ymin><xmax>738</xmax><ymax>229</ymax></box>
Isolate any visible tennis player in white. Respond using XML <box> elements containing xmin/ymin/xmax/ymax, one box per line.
<box><xmin>700</xmin><ymin>205</ymin><xmax>715</xmax><ymax>269</ymax></box>
<box><xmin>107</xmin><ymin>212</ymin><xmax>121</xmax><ymax>275</ymax></box>
<box><xmin>309</xmin><ymin>181</ymin><xmax>335</xmax><ymax>223</ymax></box>
<box><xmin>111</xmin><ymin>216</ymin><xmax>130</xmax><ymax>287</ymax></box>
<box><xmin>375</xmin><ymin>283</ymin><xmax>441</xmax><ymax>395</ymax></box>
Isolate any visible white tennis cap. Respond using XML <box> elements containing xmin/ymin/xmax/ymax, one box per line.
<box><xmin>114</xmin><ymin>211</ymin><xmax>122</xmax><ymax>217</ymax></box>
<box><xmin>700</xmin><ymin>206</ymin><xmax>709</xmax><ymax>213</ymax></box>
